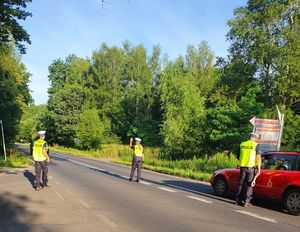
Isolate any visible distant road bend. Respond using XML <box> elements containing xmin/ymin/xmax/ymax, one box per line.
<box><xmin>16</xmin><ymin>144</ymin><xmax>300</xmax><ymax>232</ymax></box>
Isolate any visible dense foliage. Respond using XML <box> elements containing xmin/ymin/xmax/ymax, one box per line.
<box><xmin>0</xmin><ymin>0</ymin><xmax>32</xmax><ymax>54</ymax></box>
<box><xmin>16</xmin><ymin>0</ymin><xmax>300</xmax><ymax>159</ymax></box>
<box><xmin>0</xmin><ymin>45</ymin><xmax>32</xmax><ymax>151</ymax></box>
<box><xmin>0</xmin><ymin>0</ymin><xmax>32</xmax><ymax>157</ymax></box>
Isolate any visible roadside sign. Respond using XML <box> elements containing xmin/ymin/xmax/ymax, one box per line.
<box><xmin>249</xmin><ymin>108</ymin><xmax>284</xmax><ymax>153</ymax></box>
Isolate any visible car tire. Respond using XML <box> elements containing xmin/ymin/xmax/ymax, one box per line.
<box><xmin>283</xmin><ymin>188</ymin><xmax>300</xmax><ymax>215</ymax></box>
<box><xmin>213</xmin><ymin>176</ymin><xmax>228</xmax><ymax>197</ymax></box>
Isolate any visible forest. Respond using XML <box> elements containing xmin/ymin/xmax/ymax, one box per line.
<box><xmin>1</xmin><ymin>0</ymin><xmax>299</xmax><ymax>163</ymax></box>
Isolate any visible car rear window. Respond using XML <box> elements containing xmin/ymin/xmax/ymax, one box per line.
<box><xmin>261</xmin><ymin>153</ymin><xmax>298</xmax><ymax>171</ymax></box>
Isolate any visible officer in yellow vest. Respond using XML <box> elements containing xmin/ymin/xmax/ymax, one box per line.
<box><xmin>129</xmin><ymin>137</ymin><xmax>144</xmax><ymax>183</ymax></box>
<box><xmin>32</xmin><ymin>131</ymin><xmax>50</xmax><ymax>191</ymax></box>
<box><xmin>235</xmin><ymin>133</ymin><xmax>261</xmax><ymax>207</ymax></box>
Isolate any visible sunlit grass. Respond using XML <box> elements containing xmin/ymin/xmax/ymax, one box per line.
<box><xmin>0</xmin><ymin>150</ymin><xmax>33</xmax><ymax>168</ymax></box>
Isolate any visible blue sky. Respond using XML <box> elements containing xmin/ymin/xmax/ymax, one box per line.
<box><xmin>21</xmin><ymin>0</ymin><xmax>247</xmax><ymax>105</ymax></box>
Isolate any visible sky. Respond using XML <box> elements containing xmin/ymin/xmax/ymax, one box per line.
<box><xmin>20</xmin><ymin>0</ymin><xmax>247</xmax><ymax>105</ymax></box>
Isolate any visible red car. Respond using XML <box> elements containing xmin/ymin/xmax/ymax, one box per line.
<box><xmin>211</xmin><ymin>151</ymin><xmax>300</xmax><ymax>215</ymax></box>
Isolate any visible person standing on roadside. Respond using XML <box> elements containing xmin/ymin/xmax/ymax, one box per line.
<box><xmin>32</xmin><ymin>131</ymin><xmax>50</xmax><ymax>191</ymax></box>
<box><xmin>129</xmin><ymin>137</ymin><xmax>144</xmax><ymax>183</ymax></box>
<box><xmin>235</xmin><ymin>133</ymin><xmax>261</xmax><ymax>207</ymax></box>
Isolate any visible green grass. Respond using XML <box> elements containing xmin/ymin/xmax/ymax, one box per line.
<box><xmin>0</xmin><ymin>150</ymin><xmax>33</xmax><ymax>168</ymax></box>
<box><xmin>45</xmin><ymin>144</ymin><xmax>238</xmax><ymax>182</ymax></box>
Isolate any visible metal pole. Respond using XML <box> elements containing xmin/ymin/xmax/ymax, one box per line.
<box><xmin>0</xmin><ymin>120</ymin><xmax>7</xmax><ymax>161</ymax></box>
<box><xmin>277</xmin><ymin>114</ymin><xmax>284</xmax><ymax>150</ymax></box>
<box><xmin>276</xmin><ymin>105</ymin><xmax>284</xmax><ymax>150</ymax></box>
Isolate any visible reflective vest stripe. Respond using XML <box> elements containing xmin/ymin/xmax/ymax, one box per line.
<box><xmin>239</xmin><ymin>140</ymin><xmax>257</xmax><ymax>167</ymax></box>
<box><xmin>32</xmin><ymin>139</ymin><xmax>46</xmax><ymax>161</ymax></box>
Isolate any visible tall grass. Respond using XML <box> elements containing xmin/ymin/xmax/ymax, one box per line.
<box><xmin>0</xmin><ymin>149</ymin><xmax>32</xmax><ymax>168</ymax></box>
<box><xmin>48</xmin><ymin>144</ymin><xmax>238</xmax><ymax>182</ymax></box>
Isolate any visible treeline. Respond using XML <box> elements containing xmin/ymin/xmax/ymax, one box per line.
<box><xmin>0</xmin><ymin>44</ymin><xmax>32</xmax><ymax>149</ymax></box>
<box><xmin>0</xmin><ymin>0</ymin><xmax>32</xmax><ymax>152</ymax></box>
<box><xmin>13</xmin><ymin>0</ymin><xmax>300</xmax><ymax>158</ymax></box>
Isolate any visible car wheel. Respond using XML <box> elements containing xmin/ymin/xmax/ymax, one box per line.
<box><xmin>283</xmin><ymin>188</ymin><xmax>300</xmax><ymax>215</ymax></box>
<box><xmin>213</xmin><ymin>176</ymin><xmax>228</xmax><ymax>197</ymax></box>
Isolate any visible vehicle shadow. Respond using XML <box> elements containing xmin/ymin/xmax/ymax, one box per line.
<box><xmin>251</xmin><ymin>198</ymin><xmax>286</xmax><ymax>214</ymax></box>
<box><xmin>0</xmin><ymin>192</ymin><xmax>39</xmax><ymax>232</ymax></box>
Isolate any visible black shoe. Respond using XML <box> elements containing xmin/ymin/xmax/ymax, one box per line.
<box><xmin>235</xmin><ymin>200</ymin><xmax>245</xmax><ymax>206</ymax></box>
<box><xmin>43</xmin><ymin>184</ymin><xmax>51</xmax><ymax>189</ymax></box>
<box><xmin>135</xmin><ymin>179</ymin><xmax>140</xmax><ymax>183</ymax></box>
<box><xmin>129</xmin><ymin>178</ymin><xmax>133</xmax><ymax>182</ymax></box>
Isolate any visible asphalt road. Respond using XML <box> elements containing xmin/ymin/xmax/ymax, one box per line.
<box><xmin>16</xmin><ymin>145</ymin><xmax>300</xmax><ymax>232</ymax></box>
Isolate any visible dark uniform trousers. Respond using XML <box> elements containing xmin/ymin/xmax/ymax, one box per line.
<box><xmin>130</xmin><ymin>155</ymin><xmax>143</xmax><ymax>180</ymax></box>
<box><xmin>236</xmin><ymin>167</ymin><xmax>255</xmax><ymax>203</ymax></box>
<box><xmin>35</xmin><ymin>160</ymin><xmax>48</xmax><ymax>187</ymax></box>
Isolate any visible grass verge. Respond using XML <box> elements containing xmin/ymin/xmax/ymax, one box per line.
<box><xmin>0</xmin><ymin>150</ymin><xmax>33</xmax><ymax>168</ymax></box>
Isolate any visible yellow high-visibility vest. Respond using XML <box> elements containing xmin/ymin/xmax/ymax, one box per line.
<box><xmin>134</xmin><ymin>144</ymin><xmax>143</xmax><ymax>157</ymax></box>
<box><xmin>32</xmin><ymin>139</ymin><xmax>47</xmax><ymax>161</ymax></box>
<box><xmin>239</xmin><ymin>140</ymin><xmax>257</xmax><ymax>167</ymax></box>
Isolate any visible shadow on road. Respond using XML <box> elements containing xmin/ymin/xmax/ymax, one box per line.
<box><xmin>89</xmin><ymin>167</ymin><xmax>129</xmax><ymax>180</ymax></box>
<box><xmin>0</xmin><ymin>192</ymin><xmax>38</xmax><ymax>232</ymax></box>
<box><xmin>23</xmin><ymin>170</ymin><xmax>36</xmax><ymax>189</ymax></box>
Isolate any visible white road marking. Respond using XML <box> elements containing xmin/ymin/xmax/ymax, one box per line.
<box><xmin>121</xmin><ymin>175</ymin><xmax>128</xmax><ymax>178</ymax></box>
<box><xmin>97</xmin><ymin>214</ymin><xmax>118</xmax><ymax>228</ymax></box>
<box><xmin>187</xmin><ymin>196</ymin><xmax>212</xmax><ymax>204</ymax></box>
<box><xmin>77</xmin><ymin>199</ymin><xmax>91</xmax><ymax>208</ymax></box>
<box><xmin>54</xmin><ymin>181</ymin><xmax>61</xmax><ymax>185</ymax></box>
<box><xmin>235</xmin><ymin>210</ymin><xmax>277</xmax><ymax>223</ymax></box>
<box><xmin>140</xmin><ymin>181</ymin><xmax>151</xmax><ymax>185</ymax></box>
<box><xmin>51</xmin><ymin>186</ymin><xmax>65</xmax><ymax>201</ymax></box>
<box><xmin>157</xmin><ymin>187</ymin><xmax>177</xmax><ymax>192</ymax></box>
<box><xmin>52</xmin><ymin>154</ymin><xmax>106</xmax><ymax>172</ymax></box>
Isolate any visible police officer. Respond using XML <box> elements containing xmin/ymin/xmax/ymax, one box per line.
<box><xmin>235</xmin><ymin>133</ymin><xmax>261</xmax><ymax>207</ymax></box>
<box><xmin>32</xmin><ymin>131</ymin><xmax>50</xmax><ymax>191</ymax></box>
<box><xmin>129</xmin><ymin>137</ymin><xmax>144</xmax><ymax>183</ymax></box>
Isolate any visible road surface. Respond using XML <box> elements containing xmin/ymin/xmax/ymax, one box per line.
<box><xmin>11</xmin><ymin>145</ymin><xmax>300</xmax><ymax>231</ymax></box>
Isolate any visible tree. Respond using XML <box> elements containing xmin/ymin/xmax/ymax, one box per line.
<box><xmin>205</xmin><ymin>86</ymin><xmax>266</xmax><ymax>153</ymax></box>
<box><xmin>222</xmin><ymin>0</ymin><xmax>300</xmax><ymax>149</ymax></box>
<box><xmin>47</xmin><ymin>85</ymin><xmax>86</xmax><ymax>146</ymax></box>
<box><xmin>227</xmin><ymin>0</ymin><xmax>300</xmax><ymax>109</ymax></box>
<box><xmin>17</xmin><ymin>105</ymin><xmax>47</xmax><ymax>142</ymax></box>
<box><xmin>0</xmin><ymin>44</ymin><xmax>32</xmax><ymax>150</ymax></box>
<box><xmin>0</xmin><ymin>0</ymin><xmax>32</xmax><ymax>54</ymax></box>
<box><xmin>75</xmin><ymin>109</ymin><xmax>109</xmax><ymax>150</ymax></box>
<box><xmin>160</xmin><ymin>58</ymin><xmax>206</xmax><ymax>157</ymax></box>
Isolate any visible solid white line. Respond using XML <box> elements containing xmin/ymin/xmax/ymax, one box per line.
<box><xmin>187</xmin><ymin>196</ymin><xmax>212</xmax><ymax>204</ymax></box>
<box><xmin>54</xmin><ymin>154</ymin><xmax>107</xmax><ymax>172</ymax></box>
<box><xmin>140</xmin><ymin>181</ymin><xmax>151</xmax><ymax>185</ymax></box>
<box><xmin>77</xmin><ymin>199</ymin><xmax>91</xmax><ymax>208</ymax></box>
<box><xmin>235</xmin><ymin>210</ymin><xmax>277</xmax><ymax>223</ymax></box>
<box><xmin>51</xmin><ymin>185</ymin><xmax>65</xmax><ymax>201</ymax></box>
<box><xmin>121</xmin><ymin>175</ymin><xmax>128</xmax><ymax>178</ymax></box>
<box><xmin>54</xmin><ymin>181</ymin><xmax>61</xmax><ymax>185</ymax></box>
<box><xmin>97</xmin><ymin>214</ymin><xmax>118</xmax><ymax>228</ymax></box>
<box><xmin>157</xmin><ymin>187</ymin><xmax>177</xmax><ymax>192</ymax></box>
